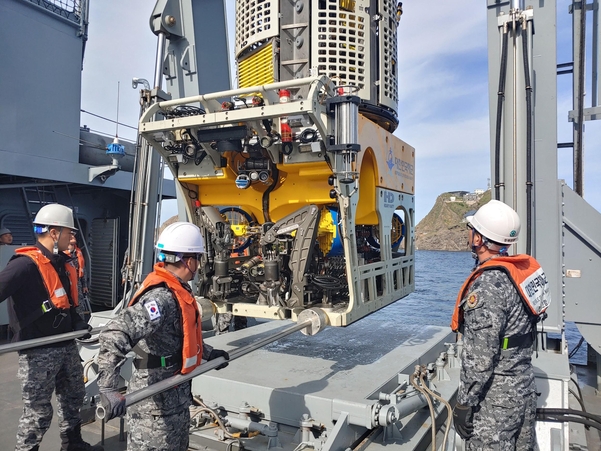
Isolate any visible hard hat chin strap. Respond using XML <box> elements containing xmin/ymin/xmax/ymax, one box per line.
<box><xmin>52</xmin><ymin>227</ymin><xmax>66</xmax><ymax>254</ymax></box>
<box><xmin>482</xmin><ymin>237</ymin><xmax>508</xmax><ymax>255</ymax></box>
<box><xmin>160</xmin><ymin>252</ymin><xmax>195</xmax><ymax>276</ymax></box>
<box><xmin>182</xmin><ymin>258</ymin><xmax>195</xmax><ymax>277</ymax></box>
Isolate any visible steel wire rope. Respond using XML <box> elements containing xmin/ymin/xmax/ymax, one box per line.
<box><xmin>80</xmin><ymin>109</ymin><xmax>138</xmax><ymax>130</ymax></box>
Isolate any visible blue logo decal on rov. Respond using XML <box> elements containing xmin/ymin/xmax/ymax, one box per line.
<box><xmin>386</xmin><ymin>149</ymin><xmax>395</xmax><ymax>171</ymax></box>
<box><xmin>386</xmin><ymin>148</ymin><xmax>415</xmax><ymax>180</ymax></box>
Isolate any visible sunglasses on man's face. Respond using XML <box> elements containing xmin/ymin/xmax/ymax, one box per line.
<box><xmin>184</xmin><ymin>254</ymin><xmax>202</xmax><ymax>261</ymax></box>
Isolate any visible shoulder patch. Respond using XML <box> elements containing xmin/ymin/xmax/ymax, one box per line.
<box><xmin>466</xmin><ymin>292</ymin><xmax>479</xmax><ymax>309</ymax></box>
<box><xmin>144</xmin><ymin>300</ymin><xmax>161</xmax><ymax>321</ymax></box>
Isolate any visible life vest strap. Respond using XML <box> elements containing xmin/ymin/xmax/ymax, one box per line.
<box><xmin>501</xmin><ymin>331</ymin><xmax>534</xmax><ymax>350</ymax></box>
<box><xmin>133</xmin><ymin>345</ymin><xmax>182</xmax><ymax>369</ymax></box>
<box><xmin>11</xmin><ymin>299</ymin><xmax>57</xmax><ymax>334</ymax></box>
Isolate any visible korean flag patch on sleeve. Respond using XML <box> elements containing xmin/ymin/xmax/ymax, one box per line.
<box><xmin>144</xmin><ymin>300</ymin><xmax>162</xmax><ymax>321</ymax></box>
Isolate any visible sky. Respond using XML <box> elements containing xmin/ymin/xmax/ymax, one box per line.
<box><xmin>80</xmin><ymin>0</ymin><xmax>601</xmax><ymax>225</ymax></box>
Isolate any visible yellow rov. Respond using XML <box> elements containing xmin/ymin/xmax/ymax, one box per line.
<box><xmin>139</xmin><ymin>75</ymin><xmax>414</xmax><ymax>327</ymax></box>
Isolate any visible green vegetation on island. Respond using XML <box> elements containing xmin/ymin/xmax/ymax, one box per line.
<box><xmin>415</xmin><ymin>190</ymin><xmax>491</xmax><ymax>251</ymax></box>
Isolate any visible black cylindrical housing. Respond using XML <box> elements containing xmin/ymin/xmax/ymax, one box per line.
<box><xmin>214</xmin><ymin>259</ymin><xmax>229</xmax><ymax>277</ymax></box>
<box><xmin>264</xmin><ymin>260</ymin><xmax>279</xmax><ymax>281</ymax></box>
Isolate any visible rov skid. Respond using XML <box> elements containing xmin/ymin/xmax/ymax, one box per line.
<box><xmin>138</xmin><ymin>75</ymin><xmax>415</xmax><ymax>326</ymax></box>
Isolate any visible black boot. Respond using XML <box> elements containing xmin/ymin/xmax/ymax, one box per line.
<box><xmin>59</xmin><ymin>424</ymin><xmax>104</xmax><ymax>451</ymax></box>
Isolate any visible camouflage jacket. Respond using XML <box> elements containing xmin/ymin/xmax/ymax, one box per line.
<box><xmin>457</xmin><ymin>269</ymin><xmax>536</xmax><ymax>406</ymax></box>
<box><xmin>96</xmin><ymin>284</ymin><xmax>212</xmax><ymax>415</ymax></box>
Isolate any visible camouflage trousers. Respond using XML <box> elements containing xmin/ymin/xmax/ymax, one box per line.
<box><xmin>128</xmin><ymin>408</ymin><xmax>190</xmax><ymax>451</ymax></box>
<box><xmin>466</xmin><ymin>390</ymin><xmax>538</xmax><ymax>451</ymax></box>
<box><xmin>15</xmin><ymin>341</ymin><xmax>85</xmax><ymax>451</ymax></box>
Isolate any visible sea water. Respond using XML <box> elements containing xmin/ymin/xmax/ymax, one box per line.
<box><xmin>264</xmin><ymin>250</ymin><xmax>586</xmax><ymax>365</ymax></box>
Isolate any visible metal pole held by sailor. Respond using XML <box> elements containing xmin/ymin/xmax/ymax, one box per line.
<box><xmin>0</xmin><ymin>326</ymin><xmax>106</xmax><ymax>355</ymax></box>
<box><xmin>96</xmin><ymin>308</ymin><xmax>327</xmax><ymax>420</ymax></box>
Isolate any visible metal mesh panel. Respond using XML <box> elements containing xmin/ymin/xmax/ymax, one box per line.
<box><xmin>311</xmin><ymin>0</ymin><xmax>370</xmax><ymax>100</ymax></box>
<box><xmin>25</xmin><ymin>0</ymin><xmax>83</xmax><ymax>21</ymax></box>
<box><xmin>235</xmin><ymin>0</ymin><xmax>279</xmax><ymax>58</ymax></box>
<box><xmin>379</xmin><ymin>0</ymin><xmax>399</xmax><ymax>109</ymax></box>
<box><xmin>89</xmin><ymin>218</ymin><xmax>119</xmax><ymax>307</ymax></box>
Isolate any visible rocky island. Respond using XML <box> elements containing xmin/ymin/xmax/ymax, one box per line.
<box><xmin>415</xmin><ymin>190</ymin><xmax>491</xmax><ymax>251</ymax></box>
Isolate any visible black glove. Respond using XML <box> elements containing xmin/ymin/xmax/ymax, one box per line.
<box><xmin>100</xmin><ymin>390</ymin><xmax>126</xmax><ymax>420</ymax></box>
<box><xmin>74</xmin><ymin>320</ymin><xmax>92</xmax><ymax>339</ymax></box>
<box><xmin>453</xmin><ymin>403</ymin><xmax>474</xmax><ymax>440</ymax></box>
<box><xmin>207</xmin><ymin>349</ymin><xmax>230</xmax><ymax>370</ymax></box>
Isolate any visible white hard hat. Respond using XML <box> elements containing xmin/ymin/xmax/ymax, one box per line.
<box><xmin>156</xmin><ymin>222</ymin><xmax>205</xmax><ymax>254</ymax></box>
<box><xmin>33</xmin><ymin>204</ymin><xmax>77</xmax><ymax>230</ymax></box>
<box><xmin>468</xmin><ymin>200</ymin><xmax>520</xmax><ymax>245</ymax></box>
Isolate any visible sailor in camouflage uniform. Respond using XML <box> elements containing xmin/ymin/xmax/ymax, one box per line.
<box><xmin>96</xmin><ymin>222</ymin><xmax>229</xmax><ymax>451</ymax></box>
<box><xmin>451</xmin><ymin>200</ymin><xmax>551</xmax><ymax>451</ymax></box>
<box><xmin>0</xmin><ymin>204</ymin><xmax>101</xmax><ymax>451</ymax></box>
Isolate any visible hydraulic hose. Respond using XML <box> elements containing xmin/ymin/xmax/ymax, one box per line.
<box><xmin>410</xmin><ymin>371</ymin><xmax>436</xmax><ymax>451</ymax></box>
<box><xmin>536</xmin><ymin>412</ymin><xmax>601</xmax><ymax>432</ymax></box>
<box><xmin>537</xmin><ymin>407</ymin><xmax>601</xmax><ymax>432</ymax></box>
<box><xmin>521</xmin><ymin>21</ymin><xmax>533</xmax><ymax>256</ymax></box>
<box><xmin>494</xmin><ymin>26</ymin><xmax>509</xmax><ymax>199</ymax></box>
<box><xmin>190</xmin><ymin>397</ymin><xmax>236</xmax><ymax>439</ymax></box>
<box><xmin>420</xmin><ymin>372</ymin><xmax>453</xmax><ymax>451</ymax></box>
<box><xmin>536</xmin><ymin>408</ymin><xmax>601</xmax><ymax>424</ymax></box>
<box><xmin>262</xmin><ymin>165</ymin><xmax>279</xmax><ymax>223</ymax></box>
<box><xmin>568</xmin><ymin>388</ymin><xmax>587</xmax><ymax>413</ymax></box>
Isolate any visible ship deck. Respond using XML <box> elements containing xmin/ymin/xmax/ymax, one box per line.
<box><xmin>0</xmin><ymin>329</ymin><xmax>599</xmax><ymax>451</ymax></box>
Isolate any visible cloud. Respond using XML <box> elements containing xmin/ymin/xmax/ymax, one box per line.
<box><xmin>398</xmin><ymin>2</ymin><xmax>487</xmax><ymax>63</ymax></box>
<box><xmin>81</xmin><ymin>0</ymin><xmax>156</xmax><ymax>141</ymax></box>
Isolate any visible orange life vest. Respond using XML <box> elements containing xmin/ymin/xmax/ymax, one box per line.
<box><xmin>129</xmin><ymin>263</ymin><xmax>202</xmax><ymax>374</ymax></box>
<box><xmin>451</xmin><ymin>254</ymin><xmax>551</xmax><ymax>332</ymax></box>
<box><xmin>67</xmin><ymin>246</ymin><xmax>85</xmax><ymax>278</ymax></box>
<box><xmin>15</xmin><ymin>247</ymin><xmax>79</xmax><ymax>309</ymax></box>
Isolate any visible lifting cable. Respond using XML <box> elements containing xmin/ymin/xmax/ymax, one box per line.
<box><xmin>521</xmin><ymin>19</ymin><xmax>534</xmax><ymax>256</ymax></box>
<box><xmin>494</xmin><ymin>25</ymin><xmax>509</xmax><ymax>200</ymax></box>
